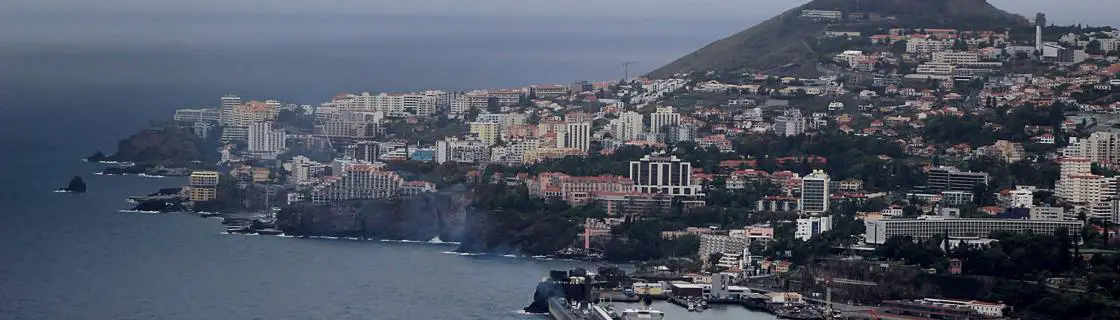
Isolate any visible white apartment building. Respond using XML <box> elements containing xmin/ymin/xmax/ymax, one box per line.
<box><xmin>1064</xmin><ymin>132</ymin><xmax>1120</xmax><ymax>167</ymax></box>
<box><xmin>916</xmin><ymin>63</ymin><xmax>956</xmax><ymax>75</ymax></box>
<box><xmin>1009</xmin><ymin>188</ymin><xmax>1033</xmax><ymax>208</ymax></box>
<box><xmin>906</xmin><ymin>38</ymin><xmax>951</xmax><ymax>53</ymax></box>
<box><xmin>613</xmin><ymin>111</ymin><xmax>645</xmax><ymax>141</ymax></box>
<box><xmin>505</xmin><ymin>138</ymin><xmax>540</xmax><ymax>164</ymax></box>
<box><xmin>650</xmin><ymin>106</ymin><xmax>680</xmax><ymax>133</ymax></box>
<box><xmin>435</xmin><ymin>138</ymin><xmax>491</xmax><ymax>164</ymax></box>
<box><xmin>1056</xmin><ymin>174</ymin><xmax>1117</xmax><ymax>204</ymax></box>
<box><xmin>332</xmin><ymin>92</ymin><xmax>438</xmax><ymax>117</ymax></box>
<box><xmin>800</xmin><ymin>9</ymin><xmax>842</xmax><ymax>21</ymax></box>
<box><xmin>1059</xmin><ymin>157</ymin><xmax>1092</xmax><ymax>177</ymax></box>
<box><xmin>699</xmin><ymin>234</ymin><xmax>748</xmax><ymax>260</ymax></box>
<box><xmin>311</xmin><ymin>164</ymin><xmax>404</xmax><ymax>203</ymax></box>
<box><xmin>289</xmin><ymin>156</ymin><xmax>313</xmax><ymax>185</ymax></box>
<box><xmin>772</xmin><ymin>109</ymin><xmax>806</xmax><ymax>137</ymax></box>
<box><xmin>174</xmin><ymin>108</ymin><xmax>222</xmax><ymax>123</ymax></box>
<box><xmin>795</xmin><ymin>216</ymin><xmax>833</xmax><ymax>241</ymax></box>
<box><xmin>219</xmin><ymin>95</ymin><xmax>242</xmax><ymax>125</ymax></box>
<box><xmin>629</xmin><ymin>154</ymin><xmax>703</xmax><ymax>197</ymax></box>
<box><xmin>864</xmin><ymin>218</ymin><xmax>1083</xmax><ymax>244</ymax></box>
<box><xmin>834</xmin><ymin>50</ymin><xmax>866</xmax><ymax>68</ymax></box>
<box><xmin>932</xmin><ymin>51</ymin><xmax>979</xmax><ymax>65</ymax></box>
<box><xmin>559</xmin><ymin>122</ymin><xmax>591</xmax><ymax>153</ymax></box>
<box><xmin>248</xmin><ymin>121</ymin><xmax>286</xmax><ymax>159</ymax></box>
<box><xmin>800</xmin><ymin>170</ymin><xmax>830</xmax><ymax>214</ymax></box>
<box><xmin>315</xmin><ymin>111</ymin><xmax>383</xmax><ymax>139</ymax></box>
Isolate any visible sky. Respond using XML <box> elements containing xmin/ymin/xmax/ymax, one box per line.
<box><xmin>0</xmin><ymin>0</ymin><xmax>1117</xmax><ymax>22</ymax></box>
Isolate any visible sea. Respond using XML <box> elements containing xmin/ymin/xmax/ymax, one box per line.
<box><xmin>0</xmin><ymin>13</ymin><xmax>776</xmax><ymax>319</ymax></box>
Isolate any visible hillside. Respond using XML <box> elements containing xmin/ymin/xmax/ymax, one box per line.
<box><xmin>647</xmin><ymin>0</ymin><xmax>1028</xmax><ymax>78</ymax></box>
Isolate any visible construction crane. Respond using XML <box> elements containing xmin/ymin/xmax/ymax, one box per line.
<box><xmin>622</xmin><ymin>61</ymin><xmax>638</xmax><ymax>81</ymax></box>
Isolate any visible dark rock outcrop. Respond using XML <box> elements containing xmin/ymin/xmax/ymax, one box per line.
<box><xmin>85</xmin><ymin>151</ymin><xmax>107</xmax><ymax>162</ymax></box>
<box><xmin>59</xmin><ymin>176</ymin><xmax>87</xmax><ymax>193</ymax></box>
<box><xmin>107</xmin><ymin>126</ymin><xmax>206</xmax><ymax>164</ymax></box>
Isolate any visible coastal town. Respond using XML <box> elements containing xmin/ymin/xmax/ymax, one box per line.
<box><xmin>86</xmin><ymin>6</ymin><xmax>1120</xmax><ymax>320</ymax></box>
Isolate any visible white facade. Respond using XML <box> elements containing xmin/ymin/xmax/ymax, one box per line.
<box><xmin>559</xmin><ymin>122</ymin><xmax>591</xmax><ymax>153</ymax></box>
<box><xmin>795</xmin><ymin>216</ymin><xmax>833</xmax><ymax>241</ymax></box>
<box><xmin>311</xmin><ymin>164</ymin><xmax>404</xmax><ymax>203</ymax></box>
<box><xmin>906</xmin><ymin>38</ymin><xmax>950</xmax><ymax>53</ymax></box>
<box><xmin>332</xmin><ymin>92</ymin><xmax>438</xmax><ymax>117</ymax></box>
<box><xmin>1009</xmin><ymin>188</ymin><xmax>1033</xmax><ymax>208</ymax></box>
<box><xmin>629</xmin><ymin>154</ymin><xmax>703</xmax><ymax>197</ymax></box>
<box><xmin>613</xmin><ymin>111</ymin><xmax>645</xmax><ymax>141</ymax></box>
<box><xmin>290</xmin><ymin>156</ymin><xmax>313</xmax><ymax>185</ymax></box>
<box><xmin>219</xmin><ymin>95</ymin><xmax>242</xmax><ymax>125</ymax></box>
<box><xmin>772</xmin><ymin>109</ymin><xmax>806</xmax><ymax>137</ymax></box>
<box><xmin>699</xmin><ymin>234</ymin><xmax>748</xmax><ymax>259</ymax></box>
<box><xmin>800</xmin><ymin>170</ymin><xmax>830</xmax><ymax>214</ymax></box>
<box><xmin>435</xmin><ymin>138</ymin><xmax>491</xmax><ymax>164</ymax></box>
<box><xmin>1064</xmin><ymin>132</ymin><xmax>1120</xmax><ymax>167</ymax></box>
<box><xmin>248</xmin><ymin>121</ymin><xmax>286</xmax><ymax>158</ymax></box>
<box><xmin>932</xmin><ymin>51</ymin><xmax>979</xmax><ymax>65</ymax></box>
<box><xmin>649</xmin><ymin>106</ymin><xmax>680</xmax><ymax>133</ymax></box>
<box><xmin>865</xmin><ymin>218</ymin><xmax>1083</xmax><ymax>244</ymax></box>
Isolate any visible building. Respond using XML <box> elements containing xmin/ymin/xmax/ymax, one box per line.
<box><xmin>650</xmin><ymin>106</ymin><xmax>680</xmax><ymax>133</ymax></box>
<box><xmin>469</xmin><ymin>121</ymin><xmax>501</xmax><ymax>146</ymax></box>
<box><xmin>219</xmin><ymin>94</ymin><xmax>242</xmax><ymax>125</ymax></box>
<box><xmin>289</xmin><ymin>156</ymin><xmax>314</xmax><ymax>185</ymax></box>
<box><xmin>331</xmin><ymin>92</ymin><xmax>439</xmax><ymax>117</ymax></box>
<box><xmin>559</xmin><ymin>122</ymin><xmax>591</xmax><ymax>153</ymax></box>
<box><xmin>1030</xmin><ymin>206</ymin><xmax>1067</xmax><ymax>221</ymax></box>
<box><xmin>188</xmin><ymin>171</ymin><xmax>220</xmax><ymax>202</ymax></box>
<box><xmin>800</xmin><ymin>170</ymin><xmax>830</xmax><ymax>213</ymax></box>
<box><xmin>247</xmin><ymin>121</ymin><xmax>286</xmax><ymax>159</ymax></box>
<box><xmin>916</xmin><ymin>63</ymin><xmax>956</xmax><ymax>76</ymax></box>
<box><xmin>932</xmin><ymin>51</ymin><xmax>980</xmax><ymax>65</ymax></box>
<box><xmin>699</xmin><ymin>234</ymin><xmax>748</xmax><ymax>261</ymax></box>
<box><xmin>435</xmin><ymin>138</ymin><xmax>490</xmax><ymax>164</ymax></box>
<box><xmin>1056</xmin><ymin>174</ymin><xmax>1116</xmax><ymax>204</ymax></box>
<box><xmin>613</xmin><ymin>111</ymin><xmax>644</xmax><ymax>141</ymax></box>
<box><xmin>530</xmin><ymin>84</ymin><xmax>569</xmax><ymax>98</ymax></box>
<box><xmin>311</xmin><ymin>163</ymin><xmax>405</xmax><ymax>203</ymax></box>
<box><xmin>1009</xmin><ymin>188</ymin><xmax>1033</xmax><ymax>208</ymax></box>
<box><xmin>315</xmin><ymin>111</ymin><xmax>383</xmax><ymax>139</ymax></box>
<box><xmin>906</xmin><ymin>38</ymin><xmax>951</xmax><ymax>53</ymax></box>
<box><xmin>772</xmin><ymin>109</ymin><xmax>806</xmax><ymax>137</ymax></box>
<box><xmin>864</xmin><ymin>218</ymin><xmax>1083</xmax><ymax>244</ymax></box>
<box><xmin>800</xmin><ymin>9</ymin><xmax>842</xmax><ymax>21</ymax></box>
<box><xmin>927</xmin><ymin>167</ymin><xmax>989</xmax><ymax>192</ymax></box>
<box><xmin>629</xmin><ymin>154</ymin><xmax>703</xmax><ymax>198</ymax></box>
<box><xmin>173</xmin><ymin>108</ymin><xmax>222</xmax><ymax>123</ymax></box>
<box><xmin>666</xmin><ymin>124</ymin><xmax>696</xmax><ymax>143</ymax></box>
<box><xmin>795</xmin><ymin>216</ymin><xmax>833</xmax><ymax>241</ymax></box>
<box><xmin>881</xmin><ymin>298</ymin><xmax>1006</xmax><ymax>319</ymax></box>
<box><xmin>593</xmin><ymin>192</ymin><xmax>674</xmax><ymax>216</ymax></box>
<box><xmin>1064</xmin><ymin>132</ymin><xmax>1120</xmax><ymax>167</ymax></box>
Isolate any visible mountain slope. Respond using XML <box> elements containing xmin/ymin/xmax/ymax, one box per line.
<box><xmin>648</xmin><ymin>0</ymin><xmax>1027</xmax><ymax>78</ymax></box>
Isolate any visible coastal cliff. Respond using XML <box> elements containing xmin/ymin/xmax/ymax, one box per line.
<box><xmin>106</xmin><ymin>126</ymin><xmax>208</xmax><ymax>164</ymax></box>
<box><xmin>276</xmin><ymin>192</ymin><xmax>472</xmax><ymax>241</ymax></box>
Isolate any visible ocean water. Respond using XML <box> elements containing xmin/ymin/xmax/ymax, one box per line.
<box><xmin>0</xmin><ymin>13</ymin><xmax>774</xmax><ymax>319</ymax></box>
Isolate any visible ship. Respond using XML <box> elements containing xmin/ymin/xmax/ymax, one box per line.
<box><xmin>528</xmin><ymin>269</ymin><xmax>664</xmax><ymax>320</ymax></box>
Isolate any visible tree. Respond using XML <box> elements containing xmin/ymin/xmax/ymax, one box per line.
<box><xmin>1087</xmin><ymin>40</ymin><xmax>1104</xmax><ymax>55</ymax></box>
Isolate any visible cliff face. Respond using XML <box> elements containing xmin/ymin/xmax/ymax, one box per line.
<box><xmin>276</xmin><ymin>192</ymin><xmax>472</xmax><ymax>241</ymax></box>
<box><xmin>109</xmin><ymin>126</ymin><xmax>206</xmax><ymax>164</ymax></box>
<box><xmin>276</xmin><ymin>191</ymin><xmax>580</xmax><ymax>255</ymax></box>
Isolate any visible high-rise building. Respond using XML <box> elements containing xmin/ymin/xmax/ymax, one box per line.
<box><xmin>1059</xmin><ymin>157</ymin><xmax>1092</xmax><ymax>177</ymax></box>
<box><xmin>927</xmin><ymin>167</ymin><xmax>990</xmax><ymax>192</ymax></box>
<box><xmin>629</xmin><ymin>153</ymin><xmax>703</xmax><ymax>197</ymax></box>
<box><xmin>289</xmin><ymin>156</ymin><xmax>313</xmax><ymax>185</ymax></box>
<box><xmin>772</xmin><ymin>109</ymin><xmax>806</xmax><ymax>137</ymax></box>
<box><xmin>188</xmin><ymin>171</ymin><xmax>220</xmax><ymax>202</ymax></box>
<box><xmin>666</xmin><ymin>124</ymin><xmax>696</xmax><ymax>143</ymax></box>
<box><xmin>311</xmin><ymin>164</ymin><xmax>404</xmax><ymax>203</ymax></box>
<box><xmin>795</xmin><ymin>216</ymin><xmax>833</xmax><ymax>241</ymax></box>
<box><xmin>470</xmin><ymin>122</ymin><xmax>501</xmax><ymax>146</ymax></box>
<box><xmin>559</xmin><ymin>122</ymin><xmax>591</xmax><ymax>153</ymax></box>
<box><xmin>219</xmin><ymin>95</ymin><xmax>241</xmax><ymax>125</ymax></box>
<box><xmin>649</xmin><ymin>106</ymin><xmax>680</xmax><ymax>133</ymax></box>
<box><xmin>1064</xmin><ymin>132</ymin><xmax>1120</xmax><ymax>167</ymax></box>
<box><xmin>613</xmin><ymin>111</ymin><xmax>644</xmax><ymax>141</ymax></box>
<box><xmin>435</xmin><ymin>138</ymin><xmax>491</xmax><ymax>164</ymax></box>
<box><xmin>248</xmin><ymin>121</ymin><xmax>286</xmax><ymax>159</ymax></box>
<box><xmin>800</xmin><ymin>170</ymin><xmax>830</xmax><ymax>214</ymax></box>
<box><xmin>315</xmin><ymin>111</ymin><xmax>383</xmax><ymax>139</ymax></box>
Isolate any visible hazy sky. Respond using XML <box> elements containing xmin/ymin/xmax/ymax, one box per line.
<box><xmin>1</xmin><ymin>0</ymin><xmax>1117</xmax><ymax>23</ymax></box>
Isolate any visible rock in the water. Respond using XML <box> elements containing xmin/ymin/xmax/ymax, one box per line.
<box><xmin>62</xmin><ymin>176</ymin><xmax>87</xmax><ymax>193</ymax></box>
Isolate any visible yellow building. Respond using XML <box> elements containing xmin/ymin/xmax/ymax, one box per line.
<box><xmin>189</xmin><ymin>171</ymin><xmax>220</xmax><ymax>187</ymax></box>
<box><xmin>251</xmin><ymin>168</ymin><xmax>270</xmax><ymax>183</ymax></box>
<box><xmin>469</xmin><ymin>122</ymin><xmax>500</xmax><ymax>146</ymax></box>
<box><xmin>189</xmin><ymin>187</ymin><xmax>217</xmax><ymax>202</ymax></box>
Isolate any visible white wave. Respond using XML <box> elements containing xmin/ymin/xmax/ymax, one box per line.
<box><xmin>92</xmin><ymin>172</ymin><xmax>106</xmax><ymax>175</ymax></box>
<box><xmin>117</xmin><ymin>209</ymin><xmax>162</xmax><ymax>214</ymax></box>
<box><xmin>442</xmin><ymin>251</ymin><xmax>483</xmax><ymax>256</ymax></box>
<box><xmin>501</xmin><ymin>254</ymin><xmax>523</xmax><ymax>258</ymax></box>
<box><xmin>53</xmin><ymin>190</ymin><xmax>73</xmax><ymax>193</ymax></box>
<box><xmin>137</xmin><ymin>173</ymin><xmax>167</xmax><ymax>178</ymax></box>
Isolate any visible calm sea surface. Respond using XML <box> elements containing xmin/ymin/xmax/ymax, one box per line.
<box><xmin>0</xmin><ymin>13</ymin><xmax>775</xmax><ymax>319</ymax></box>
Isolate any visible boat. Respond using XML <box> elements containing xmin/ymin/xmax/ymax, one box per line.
<box><xmin>620</xmin><ymin>308</ymin><xmax>664</xmax><ymax>320</ymax></box>
<box><xmin>772</xmin><ymin>304</ymin><xmax>824</xmax><ymax>320</ymax></box>
<box><xmin>622</xmin><ymin>295</ymin><xmax>665</xmax><ymax>320</ymax></box>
